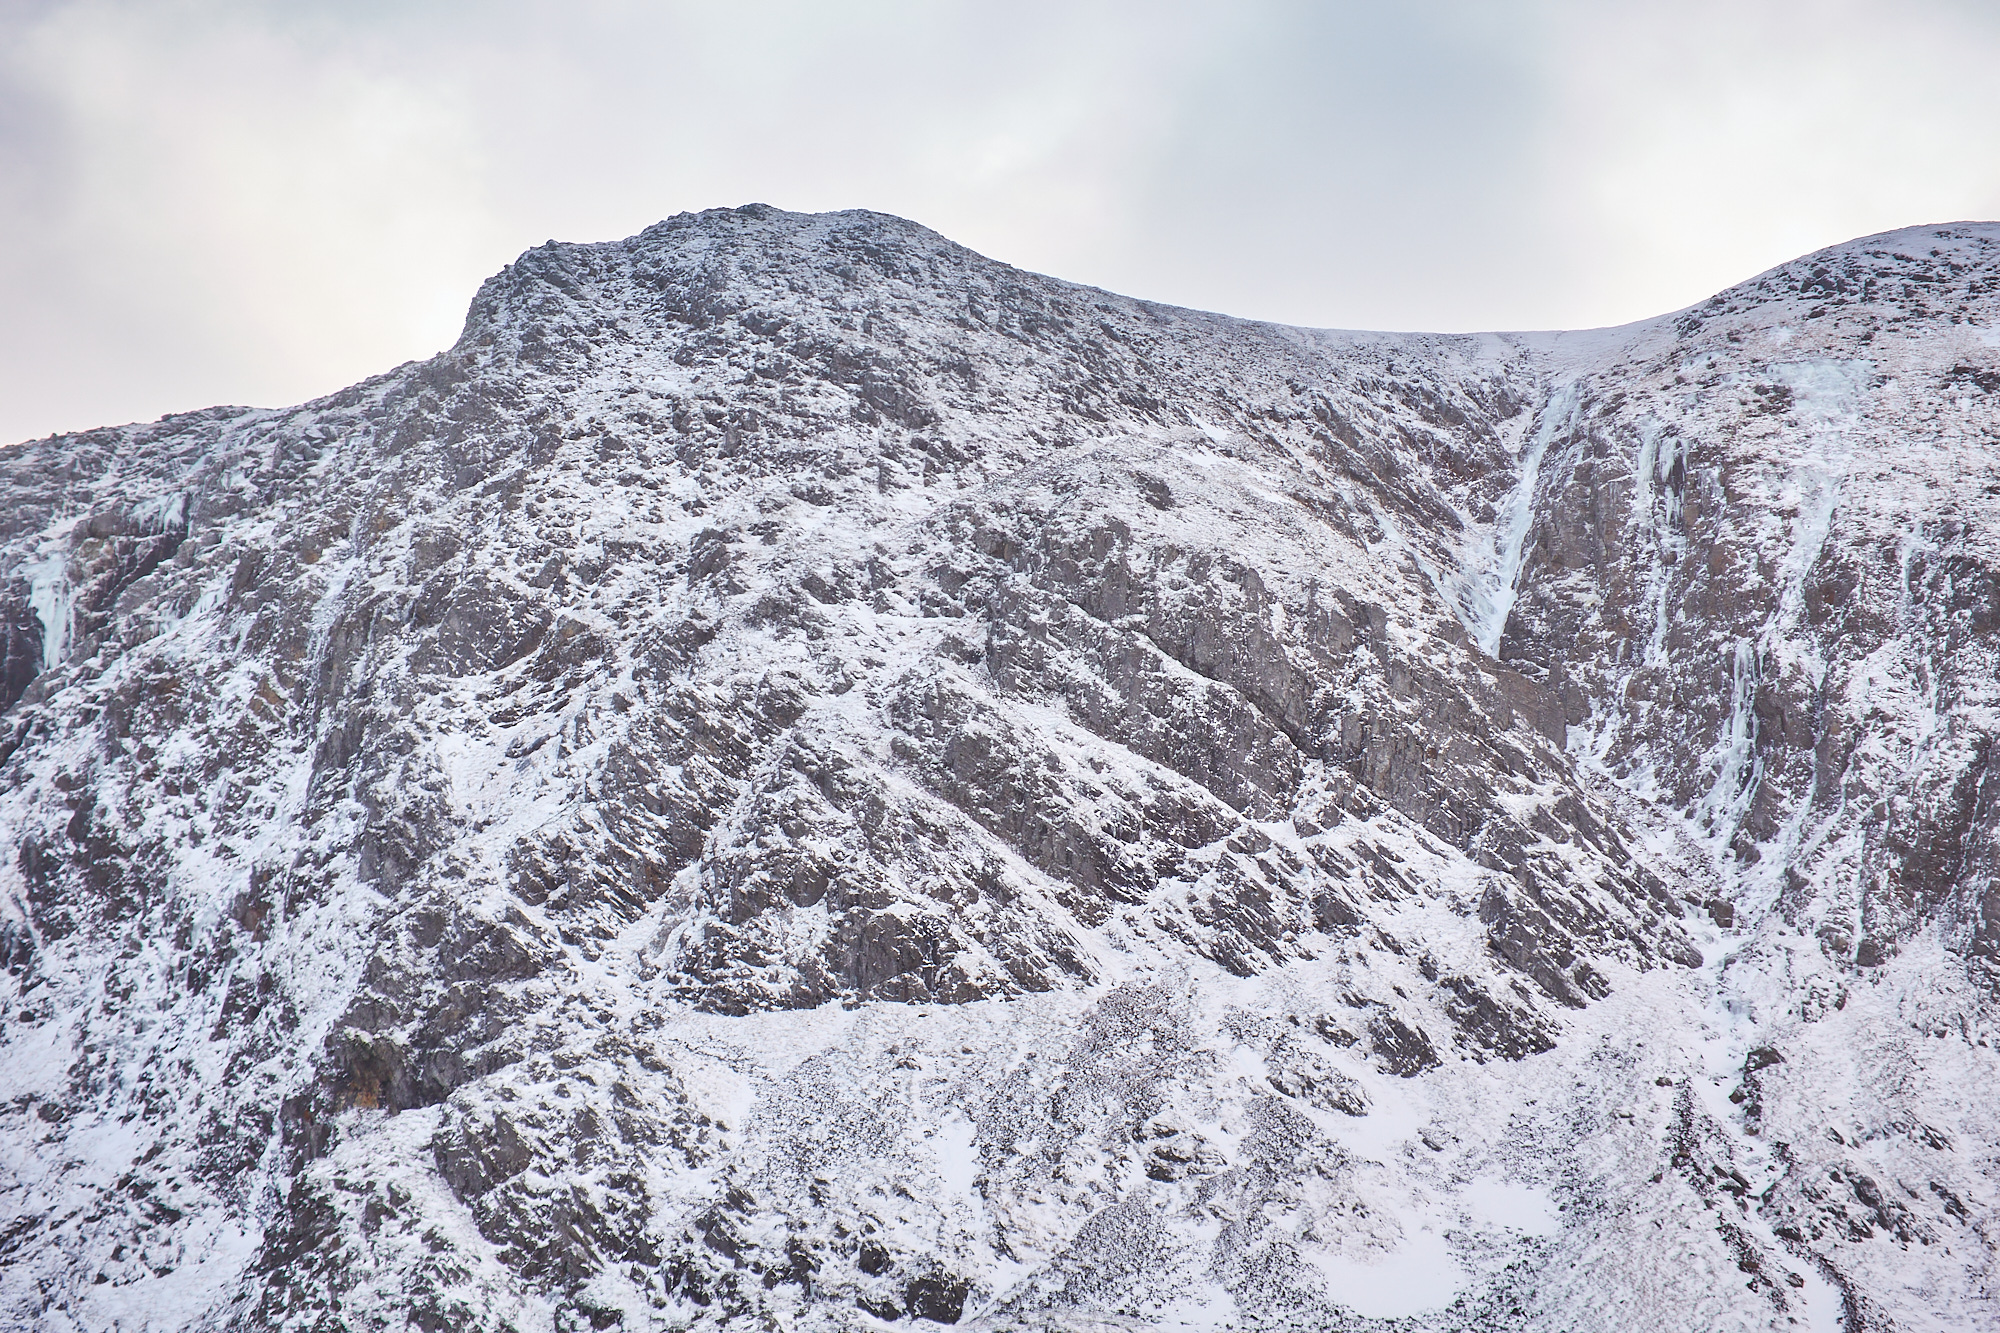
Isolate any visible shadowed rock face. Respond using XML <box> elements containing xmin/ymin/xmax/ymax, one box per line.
<box><xmin>2</xmin><ymin>207</ymin><xmax>1998</xmax><ymax>1332</ymax></box>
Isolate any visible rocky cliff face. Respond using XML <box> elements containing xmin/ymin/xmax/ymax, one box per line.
<box><xmin>2</xmin><ymin>206</ymin><xmax>1996</xmax><ymax>1332</ymax></box>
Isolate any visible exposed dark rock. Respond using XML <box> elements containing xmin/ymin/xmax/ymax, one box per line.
<box><xmin>1</xmin><ymin>207</ymin><xmax>1995</xmax><ymax>1332</ymax></box>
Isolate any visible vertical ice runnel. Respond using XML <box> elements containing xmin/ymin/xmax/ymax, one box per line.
<box><xmin>1457</xmin><ymin>382</ymin><xmax>1578</xmax><ymax>659</ymax></box>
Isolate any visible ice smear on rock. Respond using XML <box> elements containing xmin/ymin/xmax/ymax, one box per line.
<box><xmin>1455</xmin><ymin>380</ymin><xmax>1580</xmax><ymax>659</ymax></box>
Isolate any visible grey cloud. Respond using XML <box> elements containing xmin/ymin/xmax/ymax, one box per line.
<box><xmin>2</xmin><ymin>0</ymin><xmax>1997</xmax><ymax>444</ymax></box>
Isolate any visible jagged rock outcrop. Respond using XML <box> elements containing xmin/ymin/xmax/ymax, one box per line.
<box><xmin>2</xmin><ymin>206</ymin><xmax>1996</xmax><ymax>1331</ymax></box>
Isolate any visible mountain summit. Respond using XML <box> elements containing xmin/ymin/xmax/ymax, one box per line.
<box><xmin>3</xmin><ymin>205</ymin><xmax>1997</xmax><ymax>1330</ymax></box>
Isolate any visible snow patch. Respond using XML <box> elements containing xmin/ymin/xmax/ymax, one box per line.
<box><xmin>1309</xmin><ymin>1224</ymin><xmax>1464</xmax><ymax>1319</ymax></box>
<box><xmin>1457</xmin><ymin>1178</ymin><xmax>1558</xmax><ymax>1236</ymax></box>
<box><xmin>933</xmin><ymin>1110</ymin><xmax>981</xmax><ymax>1210</ymax></box>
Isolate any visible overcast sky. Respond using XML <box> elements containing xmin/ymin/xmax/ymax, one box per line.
<box><xmin>5</xmin><ymin>0</ymin><xmax>1999</xmax><ymax>445</ymax></box>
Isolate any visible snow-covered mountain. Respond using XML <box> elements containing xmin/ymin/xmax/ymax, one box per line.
<box><xmin>3</xmin><ymin>205</ymin><xmax>1996</xmax><ymax>1331</ymax></box>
